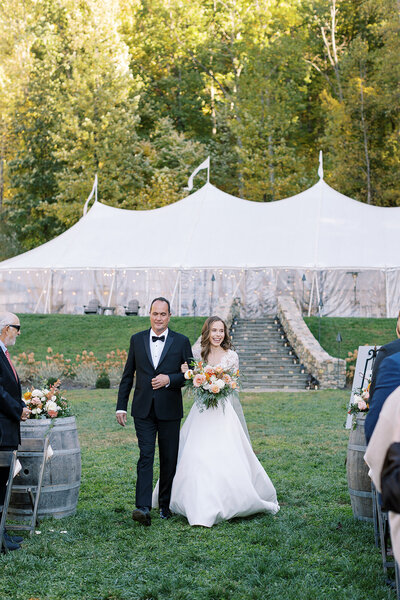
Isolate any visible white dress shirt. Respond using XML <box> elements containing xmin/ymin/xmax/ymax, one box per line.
<box><xmin>150</xmin><ymin>328</ymin><xmax>168</xmax><ymax>369</ymax></box>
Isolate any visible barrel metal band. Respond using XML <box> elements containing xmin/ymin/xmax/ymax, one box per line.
<box><xmin>348</xmin><ymin>487</ymin><xmax>372</xmax><ymax>498</ymax></box>
<box><xmin>348</xmin><ymin>444</ymin><xmax>367</xmax><ymax>452</ymax></box>
<box><xmin>12</xmin><ymin>481</ymin><xmax>81</xmax><ymax>493</ymax></box>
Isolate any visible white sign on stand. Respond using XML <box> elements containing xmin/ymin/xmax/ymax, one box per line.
<box><xmin>345</xmin><ymin>345</ymin><xmax>379</xmax><ymax>429</ymax></box>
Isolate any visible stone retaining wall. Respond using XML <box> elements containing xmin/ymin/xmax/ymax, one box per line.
<box><xmin>277</xmin><ymin>295</ymin><xmax>346</xmax><ymax>389</ymax></box>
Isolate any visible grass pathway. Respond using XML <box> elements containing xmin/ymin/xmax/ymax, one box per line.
<box><xmin>0</xmin><ymin>390</ymin><xmax>393</xmax><ymax>600</ymax></box>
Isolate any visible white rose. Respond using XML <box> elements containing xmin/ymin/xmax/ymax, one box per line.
<box><xmin>32</xmin><ymin>407</ymin><xmax>42</xmax><ymax>414</ymax></box>
<box><xmin>32</xmin><ymin>389</ymin><xmax>44</xmax><ymax>398</ymax></box>
<box><xmin>46</xmin><ymin>401</ymin><xmax>58</xmax><ymax>412</ymax></box>
<box><xmin>216</xmin><ymin>379</ymin><xmax>225</xmax><ymax>390</ymax></box>
<box><xmin>184</xmin><ymin>370</ymin><xmax>193</xmax><ymax>380</ymax></box>
<box><xmin>352</xmin><ymin>394</ymin><xmax>362</xmax><ymax>405</ymax></box>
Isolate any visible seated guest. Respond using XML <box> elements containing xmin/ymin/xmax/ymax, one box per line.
<box><xmin>365</xmin><ymin>386</ymin><xmax>400</xmax><ymax>564</ymax></box>
<box><xmin>365</xmin><ymin>312</ymin><xmax>400</xmax><ymax>443</ymax></box>
<box><xmin>368</xmin><ymin>312</ymin><xmax>400</xmax><ymax>404</ymax></box>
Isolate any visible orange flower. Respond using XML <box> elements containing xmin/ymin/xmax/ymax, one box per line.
<box><xmin>23</xmin><ymin>391</ymin><xmax>32</xmax><ymax>400</ymax></box>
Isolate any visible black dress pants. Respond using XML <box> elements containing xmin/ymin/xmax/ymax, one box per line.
<box><xmin>134</xmin><ymin>403</ymin><xmax>180</xmax><ymax>510</ymax></box>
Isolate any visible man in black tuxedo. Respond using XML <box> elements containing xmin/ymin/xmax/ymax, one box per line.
<box><xmin>116</xmin><ymin>297</ymin><xmax>192</xmax><ymax>525</ymax></box>
<box><xmin>0</xmin><ymin>312</ymin><xmax>30</xmax><ymax>551</ymax></box>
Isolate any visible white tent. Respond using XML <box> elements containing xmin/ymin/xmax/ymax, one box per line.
<box><xmin>1</xmin><ymin>178</ymin><xmax>399</xmax><ymax>317</ymax></box>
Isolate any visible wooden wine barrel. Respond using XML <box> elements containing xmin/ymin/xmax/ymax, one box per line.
<box><xmin>346</xmin><ymin>413</ymin><xmax>373</xmax><ymax>521</ymax></box>
<box><xmin>9</xmin><ymin>416</ymin><xmax>81</xmax><ymax>520</ymax></box>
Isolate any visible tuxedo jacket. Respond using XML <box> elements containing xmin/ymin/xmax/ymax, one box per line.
<box><xmin>117</xmin><ymin>329</ymin><xmax>193</xmax><ymax>420</ymax></box>
<box><xmin>365</xmin><ymin>350</ymin><xmax>400</xmax><ymax>443</ymax></box>
<box><xmin>0</xmin><ymin>349</ymin><xmax>25</xmax><ymax>447</ymax></box>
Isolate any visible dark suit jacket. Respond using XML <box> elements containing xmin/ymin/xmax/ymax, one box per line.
<box><xmin>0</xmin><ymin>349</ymin><xmax>25</xmax><ymax>447</ymax></box>
<box><xmin>116</xmin><ymin>329</ymin><xmax>193</xmax><ymax>420</ymax></box>
<box><xmin>365</xmin><ymin>350</ymin><xmax>400</xmax><ymax>443</ymax></box>
<box><xmin>369</xmin><ymin>339</ymin><xmax>400</xmax><ymax>403</ymax></box>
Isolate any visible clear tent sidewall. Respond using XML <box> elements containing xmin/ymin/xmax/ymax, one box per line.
<box><xmin>0</xmin><ymin>267</ymin><xmax>397</xmax><ymax>318</ymax></box>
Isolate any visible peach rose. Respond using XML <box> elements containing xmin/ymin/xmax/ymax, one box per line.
<box><xmin>223</xmin><ymin>374</ymin><xmax>231</xmax><ymax>384</ymax></box>
<box><xmin>210</xmin><ymin>384</ymin><xmax>220</xmax><ymax>394</ymax></box>
<box><xmin>193</xmin><ymin>373</ymin><xmax>207</xmax><ymax>387</ymax></box>
<box><xmin>230</xmin><ymin>381</ymin><xmax>237</xmax><ymax>390</ymax></box>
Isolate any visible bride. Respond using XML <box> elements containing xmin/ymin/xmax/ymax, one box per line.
<box><xmin>152</xmin><ymin>316</ymin><xmax>279</xmax><ymax>527</ymax></box>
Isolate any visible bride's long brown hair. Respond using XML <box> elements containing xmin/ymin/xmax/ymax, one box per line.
<box><xmin>200</xmin><ymin>316</ymin><xmax>232</xmax><ymax>362</ymax></box>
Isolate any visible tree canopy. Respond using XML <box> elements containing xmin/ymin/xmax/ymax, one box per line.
<box><xmin>1</xmin><ymin>0</ymin><xmax>399</xmax><ymax>258</ymax></box>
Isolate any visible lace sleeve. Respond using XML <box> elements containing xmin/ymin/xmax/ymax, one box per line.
<box><xmin>227</xmin><ymin>349</ymin><xmax>239</xmax><ymax>371</ymax></box>
<box><xmin>191</xmin><ymin>341</ymin><xmax>201</xmax><ymax>361</ymax></box>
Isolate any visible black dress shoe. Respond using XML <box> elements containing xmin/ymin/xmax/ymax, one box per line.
<box><xmin>132</xmin><ymin>507</ymin><xmax>151</xmax><ymax>526</ymax></box>
<box><xmin>1</xmin><ymin>535</ymin><xmax>21</xmax><ymax>552</ymax></box>
<box><xmin>160</xmin><ymin>507</ymin><xmax>172</xmax><ymax>519</ymax></box>
<box><xmin>4</xmin><ymin>531</ymin><xmax>23</xmax><ymax>544</ymax></box>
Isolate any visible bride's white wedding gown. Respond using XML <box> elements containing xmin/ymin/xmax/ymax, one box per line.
<box><xmin>152</xmin><ymin>349</ymin><xmax>279</xmax><ymax>527</ymax></box>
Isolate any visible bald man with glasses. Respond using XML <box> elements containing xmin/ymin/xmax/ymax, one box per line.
<box><xmin>0</xmin><ymin>312</ymin><xmax>30</xmax><ymax>552</ymax></box>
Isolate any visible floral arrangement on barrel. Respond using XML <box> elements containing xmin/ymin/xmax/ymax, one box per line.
<box><xmin>23</xmin><ymin>379</ymin><xmax>71</xmax><ymax>419</ymax></box>
<box><xmin>184</xmin><ymin>360</ymin><xmax>239</xmax><ymax>411</ymax></box>
<box><xmin>348</xmin><ymin>380</ymin><xmax>370</xmax><ymax>427</ymax></box>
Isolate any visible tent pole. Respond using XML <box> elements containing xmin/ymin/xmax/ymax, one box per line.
<box><xmin>308</xmin><ymin>272</ymin><xmax>315</xmax><ymax>317</ymax></box>
<box><xmin>170</xmin><ymin>271</ymin><xmax>180</xmax><ymax>315</ymax></box>
<box><xmin>34</xmin><ymin>287</ymin><xmax>46</xmax><ymax>314</ymax></box>
<box><xmin>179</xmin><ymin>270</ymin><xmax>182</xmax><ymax>317</ymax></box>
<box><xmin>385</xmin><ymin>269</ymin><xmax>389</xmax><ymax>317</ymax></box>
<box><xmin>108</xmin><ymin>269</ymin><xmax>116</xmax><ymax>308</ymax></box>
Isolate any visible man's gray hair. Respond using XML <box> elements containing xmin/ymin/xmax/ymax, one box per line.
<box><xmin>0</xmin><ymin>313</ymin><xmax>16</xmax><ymax>334</ymax></box>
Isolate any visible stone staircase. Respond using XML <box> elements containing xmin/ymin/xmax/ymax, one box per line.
<box><xmin>231</xmin><ymin>317</ymin><xmax>313</xmax><ymax>391</ymax></box>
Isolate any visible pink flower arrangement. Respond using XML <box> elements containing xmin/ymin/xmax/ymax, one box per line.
<box><xmin>348</xmin><ymin>380</ymin><xmax>370</xmax><ymax>427</ymax></box>
<box><xmin>23</xmin><ymin>380</ymin><xmax>71</xmax><ymax>419</ymax></box>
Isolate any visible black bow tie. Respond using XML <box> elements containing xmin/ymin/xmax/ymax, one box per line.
<box><xmin>152</xmin><ymin>335</ymin><xmax>165</xmax><ymax>343</ymax></box>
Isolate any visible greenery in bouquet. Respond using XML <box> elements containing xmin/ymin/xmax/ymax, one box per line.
<box><xmin>23</xmin><ymin>379</ymin><xmax>72</xmax><ymax>419</ymax></box>
<box><xmin>348</xmin><ymin>380</ymin><xmax>370</xmax><ymax>427</ymax></box>
<box><xmin>184</xmin><ymin>360</ymin><xmax>239</xmax><ymax>411</ymax></box>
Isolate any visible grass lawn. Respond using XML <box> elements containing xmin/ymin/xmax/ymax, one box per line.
<box><xmin>15</xmin><ymin>315</ymin><xmax>204</xmax><ymax>361</ymax></box>
<box><xmin>305</xmin><ymin>316</ymin><xmax>398</xmax><ymax>358</ymax></box>
<box><xmin>0</xmin><ymin>389</ymin><xmax>394</xmax><ymax>600</ymax></box>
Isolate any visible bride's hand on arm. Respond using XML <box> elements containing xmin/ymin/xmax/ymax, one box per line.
<box><xmin>181</xmin><ymin>362</ymin><xmax>188</xmax><ymax>373</ymax></box>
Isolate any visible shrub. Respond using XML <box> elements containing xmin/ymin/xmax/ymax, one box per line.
<box><xmin>96</xmin><ymin>371</ymin><xmax>111</xmax><ymax>389</ymax></box>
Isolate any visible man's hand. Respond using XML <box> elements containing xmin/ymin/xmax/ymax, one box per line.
<box><xmin>116</xmin><ymin>412</ymin><xmax>127</xmax><ymax>427</ymax></box>
<box><xmin>151</xmin><ymin>374</ymin><xmax>170</xmax><ymax>389</ymax></box>
<box><xmin>21</xmin><ymin>407</ymin><xmax>31</xmax><ymax>421</ymax></box>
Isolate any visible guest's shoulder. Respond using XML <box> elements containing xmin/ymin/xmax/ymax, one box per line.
<box><xmin>381</xmin><ymin>339</ymin><xmax>400</xmax><ymax>354</ymax></box>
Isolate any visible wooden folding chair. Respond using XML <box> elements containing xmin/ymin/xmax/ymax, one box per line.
<box><xmin>0</xmin><ymin>449</ymin><xmax>18</xmax><ymax>553</ymax></box>
<box><xmin>5</xmin><ymin>436</ymin><xmax>50</xmax><ymax>539</ymax></box>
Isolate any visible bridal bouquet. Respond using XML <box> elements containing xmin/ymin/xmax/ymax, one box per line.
<box><xmin>184</xmin><ymin>360</ymin><xmax>239</xmax><ymax>411</ymax></box>
<box><xmin>23</xmin><ymin>379</ymin><xmax>71</xmax><ymax>419</ymax></box>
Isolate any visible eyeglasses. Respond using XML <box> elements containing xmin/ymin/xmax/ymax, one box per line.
<box><xmin>8</xmin><ymin>324</ymin><xmax>21</xmax><ymax>331</ymax></box>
